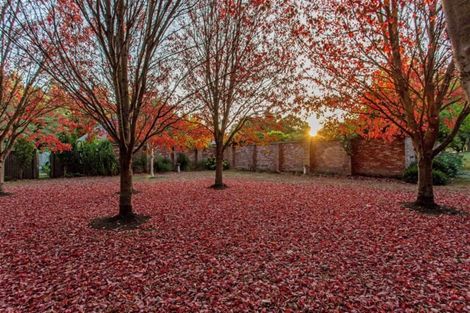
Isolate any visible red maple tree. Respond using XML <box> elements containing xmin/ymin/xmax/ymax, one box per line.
<box><xmin>176</xmin><ymin>0</ymin><xmax>305</xmax><ymax>188</ymax></box>
<box><xmin>0</xmin><ymin>1</ymin><xmax>66</xmax><ymax>194</ymax></box>
<box><xmin>18</xmin><ymin>0</ymin><xmax>197</xmax><ymax>221</ymax></box>
<box><xmin>301</xmin><ymin>0</ymin><xmax>470</xmax><ymax>209</ymax></box>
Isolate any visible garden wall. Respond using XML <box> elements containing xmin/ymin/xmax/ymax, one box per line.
<box><xmin>229</xmin><ymin>142</ymin><xmax>307</xmax><ymax>172</ymax></box>
<box><xmin>213</xmin><ymin>137</ymin><xmax>411</xmax><ymax>177</ymax></box>
<box><xmin>30</xmin><ymin>137</ymin><xmax>413</xmax><ymax>179</ymax></box>
<box><xmin>310</xmin><ymin>140</ymin><xmax>351</xmax><ymax>175</ymax></box>
<box><xmin>351</xmin><ymin>139</ymin><xmax>407</xmax><ymax>177</ymax></box>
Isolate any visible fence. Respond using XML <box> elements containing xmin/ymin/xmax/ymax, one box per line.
<box><xmin>4</xmin><ymin>152</ymin><xmax>39</xmax><ymax>180</ymax></box>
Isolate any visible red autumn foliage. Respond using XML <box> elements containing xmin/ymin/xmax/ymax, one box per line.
<box><xmin>0</xmin><ymin>175</ymin><xmax>468</xmax><ymax>312</ymax></box>
<box><xmin>300</xmin><ymin>0</ymin><xmax>470</xmax><ymax>208</ymax></box>
<box><xmin>148</xmin><ymin>117</ymin><xmax>212</xmax><ymax>151</ymax></box>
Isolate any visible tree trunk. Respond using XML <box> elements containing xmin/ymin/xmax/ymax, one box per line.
<box><xmin>415</xmin><ymin>153</ymin><xmax>436</xmax><ymax>208</ymax></box>
<box><xmin>0</xmin><ymin>157</ymin><xmax>5</xmax><ymax>194</ymax></box>
<box><xmin>443</xmin><ymin>0</ymin><xmax>470</xmax><ymax>101</ymax></box>
<box><xmin>119</xmin><ymin>151</ymin><xmax>134</xmax><ymax>219</ymax></box>
<box><xmin>213</xmin><ymin>144</ymin><xmax>225</xmax><ymax>189</ymax></box>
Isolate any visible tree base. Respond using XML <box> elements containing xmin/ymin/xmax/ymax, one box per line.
<box><xmin>0</xmin><ymin>191</ymin><xmax>12</xmax><ymax>197</ymax></box>
<box><xmin>89</xmin><ymin>214</ymin><xmax>150</xmax><ymax>230</ymax></box>
<box><xmin>210</xmin><ymin>183</ymin><xmax>228</xmax><ymax>190</ymax></box>
<box><xmin>115</xmin><ymin>189</ymin><xmax>141</xmax><ymax>195</ymax></box>
<box><xmin>403</xmin><ymin>202</ymin><xmax>464</xmax><ymax>216</ymax></box>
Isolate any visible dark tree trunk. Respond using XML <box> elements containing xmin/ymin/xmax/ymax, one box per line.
<box><xmin>213</xmin><ymin>143</ymin><xmax>225</xmax><ymax>189</ymax></box>
<box><xmin>415</xmin><ymin>152</ymin><xmax>436</xmax><ymax>208</ymax></box>
<box><xmin>119</xmin><ymin>150</ymin><xmax>134</xmax><ymax>219</ymax></box>
<box><xmin>0</xmin><ymin>157</ymin><xmax>5</xmax><ymax>194</ymax></box>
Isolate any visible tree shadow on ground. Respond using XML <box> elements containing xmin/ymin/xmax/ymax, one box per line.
<box><xmin>89</xmin><ymin>214</ymin><xmax>150</xmax><ymax>231</ymax></box>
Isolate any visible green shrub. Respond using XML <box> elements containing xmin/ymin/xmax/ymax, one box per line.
<box><xmin>13</xmin><ymin>139</ymin><xmax>36</xmax><ymax>179</ymax></box>
<box><xmin>403</xmin><ymin>152</ymin><xmax>462</xmax><ymax>185</ymax></box>
<box><xmin>78</xmin><ymin>140</ymin><xmax>118</xmax><ymax>176</ymax></box>
<box><xmin>433</xmin><ymin>152</ymin><xmax>463</xmax><ymax>178</ymax></box>
<box><xmin>403</xmin><ymin>165</ymin><xmax>418</xmax><ymax>184</ymax></box>
<box><xmin>132</xmin><ymin>154</ymin><xmax>147</xmax><ymax>173</ymax></box>
<box><xmin>55</xmin><ymin>133</ymin><xmax>81</xmax><ymax>176</ymax></box>
<box><xmin>403</xmin><ymin>164</ymin><xmax>449</xmax><ymax>185</ymax></box>
<box><xmin>205</xmin><ymin>157</ymin><xmax>230</xmax><ymax>170</ymax></box>
<box><xmin>154</xmin><ymin>156</ymin><xmax>173</xmax><ymax>172</ymax></box>
<box><xmin>432</xmin><ymin>169</ymin><xmax>450</xmax><ymax>185</ymax></box>
<box><xmin>41</xmin><ymin>161</ymin><xmax>51</xmax><ymax>177</ymax></box>
<box><xmin>176</xmin><ymin>153</ymin><xmax>190</xmax><ymax>171</ymax></box>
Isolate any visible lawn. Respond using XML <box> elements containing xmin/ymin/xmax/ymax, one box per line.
<box><xmin>0</xmin><ymin>172</ymin><xmax>469</xmax><ymax>312</ymax></box>
<box><xmin>463</xmin><ymin>152</ymin><xmax>470</xmax><ymax>170</ymax></box>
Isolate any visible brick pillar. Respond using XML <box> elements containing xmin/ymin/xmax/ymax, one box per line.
<box><xmin>232</xmin><ymin>145</ymin><xmax>236</xmax><ymax>168</ymax></box>
<box><xmin>273</xmin><ymin>144</ymin><xmax>280</xmax><ymax>172</ymax></box>
<box><xmin>279</xmin><ymin>143</ymin><xmax>284</xmax><ymax>172</ymax></box>
<box><xmin>252</xmin><ymin>145</ymin><xmax>257</xmax><ymax>171</ymax></box>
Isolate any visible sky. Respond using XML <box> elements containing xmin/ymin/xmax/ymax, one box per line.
<box><xmin>306</xmin><ymin>109</ymin><xmax>344</xmax><ymax>136</ymax></box>
<box><xmin>307</xmin><ymin>115</ymin><xmax>322</xmax><ymax>136</ymax></box>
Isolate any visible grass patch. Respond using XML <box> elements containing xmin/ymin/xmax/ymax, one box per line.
<box><xmin>462</xmin><ymin>152</ymin><xmax>470</xmax><ymax>170</ymax></box>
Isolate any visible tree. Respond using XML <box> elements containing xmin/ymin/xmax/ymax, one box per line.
<box><xmin>18</xmin><ymin>0</ymin><xmax>195</xmax><ymax>221</ymax></box>
<box><xmin>301</xmin><ymin>0</ymin><xmax>470</xmax><ymax>209</ymax></box>
<box><xmin>234</xmin><ymin>114</ymin><xmax>309</xmax><ymax>145</ymax></box>
<box><xmin>178</xmin><ymin>0</ymin><xmax>303</xmax><ymax>188</ymax></box>
<box><xmin>0</xmin><ymin>1</ymin><xmax>58</xmax><ymax>194</ymax></box>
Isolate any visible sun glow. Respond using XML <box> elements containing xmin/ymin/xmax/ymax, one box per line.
<box><xmin>309</xmin><ymin>127</ymin><xmax>318</xmax><ymax>137</ymax></box>
<box><xmin>307</xmin><ymin>115</ymin><xmax>321</xmax><ymax>137</ymax></box>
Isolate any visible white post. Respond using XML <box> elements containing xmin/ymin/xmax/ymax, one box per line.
<box><xmin>150</xmin><ymin>147</ymin><xmax>155</xmax><ymax>177</ymax></box>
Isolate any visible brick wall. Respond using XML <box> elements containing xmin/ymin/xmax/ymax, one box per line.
<box><xmin>231</xmin><ymin>142</ymin><xmax>307</xmax><ymax>173</ymax></box>
<box><xmin>280</xmin><ymin>142</ymin><xmax>306</xmax><ymax>172</ymax></box>
<box><xmin>147</xmin><ymin>137</ymin><xmax>411</xmax><ymax>177</ymax></box>
<box><xmin>310</xmin><ymin>140</ymin><xmax>351</xmax><ymax>175</ymax></box>
<box><xmin>228</xmin><ymin>138</ymin><xmax>409</xmax><ymax>177</ymax></box>
<box><xmin>351</xmin><ymin>139</ymin><xmax>406</xmax><ymax>177</ymax></box>
<box><xmin>256</xmin><ymin>145</ymin><xmax>277</xmax><ymax>172</ymax></box>
<box><xmin>233</xmin><ymin>145</ymin><xmax>256</xmax><ymax>170</ymax></box>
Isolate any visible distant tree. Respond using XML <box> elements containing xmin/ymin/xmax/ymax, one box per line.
<box><xmin>178</xmin><ymin>0</ymin><xmax>303</xmax><ymax>188</ymax></box>
<box><xmin>235</xmin><ymin>114</ymin><xmax>309</xmax><ymax>145</ymax></box>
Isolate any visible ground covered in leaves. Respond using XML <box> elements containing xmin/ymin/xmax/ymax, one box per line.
<box><xmin>0</xmin><ymin>172</ymin><xmax>469</xmax><ymax>312</ymax></box>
